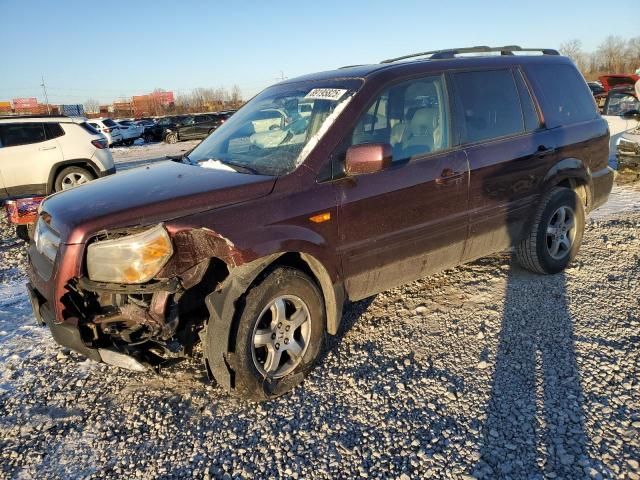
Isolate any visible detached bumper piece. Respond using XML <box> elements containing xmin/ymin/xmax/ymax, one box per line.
<box><xmin>27</xmin><ymin>282</ymin><xmax>149</xmax><ymax>371</ymax></box>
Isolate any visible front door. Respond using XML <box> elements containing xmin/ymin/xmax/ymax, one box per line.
<box><xmin>334</xmin><ymin>74</ymin><xmax>470</xmax><ymax>300</ymax></box>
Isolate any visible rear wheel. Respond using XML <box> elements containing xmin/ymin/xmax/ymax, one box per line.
<box><xmin>54</xmin><ymin>166</ymin><xmax>95</xmax><ymax>191</ymax></box>
<box><xmin>515</xmin><ymin>187</ymin><xmax>585</xmax><ymax>274</ymax></box>
<box><xmin>124</xmin><ymin>139</ymin><xmax>134</xmax><ymax>146</ymax></box>
<box><xmin>209</xmin><ymin>267</ymin><xmax>325</xmax><ymax>401</ymax></box>
<box><xmin>144</xmin><ymin>133</ymin><xmax>154</xmax><ymax>143</ymax></box>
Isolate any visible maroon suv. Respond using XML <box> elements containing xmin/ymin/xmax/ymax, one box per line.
<box><xmin>27</xmin><ymin>46</ymin><xmax>613</xmax><ymax>400</ymax></box>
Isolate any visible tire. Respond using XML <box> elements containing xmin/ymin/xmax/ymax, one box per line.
<box><xmin>515</xmin><ymin>187</ymin><xmax>585</xmax><ymax>274</ymax></box>
<box><xmin>212</xmin><ymin>267</ymin><xmax>325</xmax><ymax>401</ymax></box>
<box><xmin>125</xmin><ymin>139</ymin><xmax>134</xmax><ymax>146</ymax></box>
<box><xmin>144</xmin><ymin>133</ymin><xmax>154</xmax><ymax>143</ymax></box>
<box><xmin>165</xmin><ymin>133</ymin><xmax>178</xmax><ymax>144</ymax></box>
<box><xmin>208</xmin><ymin>128</ymin><xmax>216</xmax><ymax>135</ymax></box>
<box><xmin>54</xmin><ymin>166</ymin><xmax>95</xmax><ymax>192</ymax></box>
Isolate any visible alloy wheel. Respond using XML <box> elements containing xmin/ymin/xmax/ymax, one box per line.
<box><xmin>251</xmin><ymin>295</ymin><xmax>311</xmax><ymax>378</ymax></box>
<box><xmin>545</xmin><ymin>205</ymin><xmax>576</xmax><ymax>260</ymax></box>
<box><xmin>61</xmin><ymin>172</ymin><xmax>90</xmax><ymax>190</ymax></box>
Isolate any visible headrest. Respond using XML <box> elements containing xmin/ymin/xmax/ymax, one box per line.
<box><xmin>409</xmin><ymin>108</ymin><xmax>437</xmax><ymax>136</ymax></box>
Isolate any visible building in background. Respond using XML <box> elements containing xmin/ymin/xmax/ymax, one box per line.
<box><xmin>132</xmin><ymin>91</ymin><xmax>175</xmax><ymax>117</ymax></box>
<box><xmin>12</xmin><ymin>97</ymin><xmax>39</xmax><ymax>114</ymax></box>
<box><xmin>0</xmin><ymin>101</ymin><xmax>12</xmax><ymax>114</ymax></box>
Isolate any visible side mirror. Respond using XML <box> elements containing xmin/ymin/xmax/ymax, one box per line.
<box><xmin>345</xmin><ymin>143</ymin><xmax>393</xmax><ymax>176</ymax></box>
<box><xmin>622</xmin><ymin>109</ymin><xmax>640</xmax><ymax>120</ymax></box>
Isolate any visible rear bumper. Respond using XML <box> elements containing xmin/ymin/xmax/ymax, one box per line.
<box><xmin>590</xmin><ymin>166</ymin><xmax>615</xmax><ymax>211</ymax></box>
<box><xmin>97</xmin><ymin>166</ymin><xmax>116</xmax><ymax>178</ymax></box>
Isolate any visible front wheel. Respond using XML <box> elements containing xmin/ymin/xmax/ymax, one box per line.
<box><xmin>165</xmin><ymin>132</ymin><xmax>178</xmax><ymax>144</ymax></box>
<box><xmin>209</xmin><ymin>267</ymin><xmax>325</xmax><ymax>401</ymax></box>
<box><xmin>515</xmin><ymin>187</ymin><xmax>585</xmax><ymax>274</ymax></box>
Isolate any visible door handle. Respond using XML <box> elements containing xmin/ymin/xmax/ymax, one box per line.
<box><xmin>534</xmin><ymin>145</ymin><xmax>556</xmax><ymax>158</ymax></box>
<box><xmin>435</xmin><ymin>168</ymin><xmax>464</xmax><ymax>186</ymax></box>
<box><xmin>39</xmin><ymin>146</ymin><xmax>56</xmax><ymax>151</ymax></box>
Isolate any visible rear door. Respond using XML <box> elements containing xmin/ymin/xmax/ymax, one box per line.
<box><xmin>335</xmin><ymin>74</ymin><xmax>470</xmax><ymax>300</ymax></box>
<box><xmin>0</xmin><ymin>122</ymin><xmax>63</xmax><ymax>196</ymax></box>
<box><xmin>451</xmin><ymin>68</ymin><xmax>548</xmax><ymax>261</ymax></box>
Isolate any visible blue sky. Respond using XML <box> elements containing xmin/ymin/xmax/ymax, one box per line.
<box><xmin>0</xmin><ymin>0</ymin><xmax>637</xmax><ymax>104</ymax></box>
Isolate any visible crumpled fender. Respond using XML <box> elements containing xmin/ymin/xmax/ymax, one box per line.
<box><xmin>201</xmin><ymin>254</ymin><xmax>280</xmax><ymax>390</ymax></box>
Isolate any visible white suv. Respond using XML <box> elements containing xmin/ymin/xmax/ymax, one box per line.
<box><xmin>0</xmin><ymin>116</ymin><xmax>115</xmax><ymax>200</ymax></box>
<box><xmin>86</xmin><ymin>118</ymin><xmax>124</xmax><ymax>146</ymax></box>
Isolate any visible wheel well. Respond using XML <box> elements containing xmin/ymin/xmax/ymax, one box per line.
<box><xmin>49</xmin><ymin>161</ymin><xmax>99</xmax><ymax>192</ymax></box>
<box><xmin>557</xmin><ymin>178</ymin><xmax>589</xmax><ymax>209</ymax></box>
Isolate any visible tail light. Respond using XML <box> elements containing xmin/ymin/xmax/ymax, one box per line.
<box><xmin>92</xmin><ymin>139</ymin><xmax>108</xmax><ymax>149</ymax></box>
<box><xmin>103</xmin><ymin>128</ymin><xmax>112</xmax><ymax>133</ymax></box>
<box><xmin>4</xmin><ymin>197</ymin><xmax>44</xmax><ymax>225</ymax></box>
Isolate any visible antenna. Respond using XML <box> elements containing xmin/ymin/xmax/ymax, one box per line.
<box><xmin>40</xmin><ymin>75</ymin><xmax>51</xmax><ymax>115</ymax></box>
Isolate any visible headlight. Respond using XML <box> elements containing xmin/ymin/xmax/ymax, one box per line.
<box><xmin>87</xmin><ymin>224</ymin><xmax>173</xmax><ymax>284</ymax></box>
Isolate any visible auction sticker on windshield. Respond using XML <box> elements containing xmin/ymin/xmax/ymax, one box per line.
<box><xmin>304</xmin><ymin>88</ymin><xmax>348</xmax><ymax>101</ymax></box>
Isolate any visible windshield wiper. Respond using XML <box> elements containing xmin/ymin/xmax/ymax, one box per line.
<box><xmin>218</xmin><ymin>159</ymin><xmax>260</xmax><ymax>175</ymax></box>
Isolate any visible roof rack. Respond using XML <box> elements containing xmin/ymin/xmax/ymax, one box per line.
<box><xmin>380</xmin><ymin>45</ymin><xmax>560</xmax><ymax>64</ymax></box>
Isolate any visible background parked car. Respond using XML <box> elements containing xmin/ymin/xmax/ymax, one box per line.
<box><xmin>594</xmin><ymin>74</ymin><xmax>640</xmax><ymax>109</ymax></box>
<box><xmin>87</xmin><ymin>118</ymin><xmax>123</xmax><ymax>146</ymax></box>
<box><xmin>116</xmin><ymin>120</ymin><xmax>144</xmax><ymax>146</ymax></box>
<box><xmin>0</xmin><ymin>115</ymin><xmax>114</xmax><ymax>199</ymax></box>
<box><xmin>601</xmin><ymin>86</ymin><xmax>640</xmax><ymax>156</ymax></box>
<box><xmin>144</xmin><ymin>115</ymin><xmax>189</xmax><ymax>142</ymax></box>
<box><xmin>163</xmin><ymin>113</ymin><xmax>229</xmax><ymax>143</ymax></box>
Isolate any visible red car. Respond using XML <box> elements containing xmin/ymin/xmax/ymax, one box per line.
<box><xmin>27</xmin><ymin>46</ymin><xmax>613</xmax><ymax>400</ymax></box>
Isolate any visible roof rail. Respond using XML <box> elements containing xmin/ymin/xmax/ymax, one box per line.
<box><xmin>380</xmin><ymin>45</ymin><xmax>560</xmax><ymax>64</ymax></box>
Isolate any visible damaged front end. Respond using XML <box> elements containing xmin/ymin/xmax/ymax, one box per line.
<box><xmin>53</xmin><ymin>225</ymin><xmax>238</xmax><ymax>371</ymax></box>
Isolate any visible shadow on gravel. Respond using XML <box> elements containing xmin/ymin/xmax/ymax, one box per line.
<box><xmin>474</xmin><ymin>265</ymin><xmax>591</xmax><ymax>478</ymax></box>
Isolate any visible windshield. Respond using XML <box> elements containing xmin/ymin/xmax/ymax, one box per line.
<box><xmin>187</xmin><ymin>79</ymin><xmax>362</xmax><ymax>175</ymax></box>
<box><xmin>157</xmin><ymin>117</ymin><xmax>175</xmax><ymax>126</ymax></box>
<box><xmin>604</xmin><ymin>92</ymin><xmax>639</xmax><ymax>116</ymax></box>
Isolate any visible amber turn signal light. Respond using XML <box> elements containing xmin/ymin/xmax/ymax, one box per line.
<box><xmin>309</xmin><ymin>212</ymin><xmax>331</xmax><ymax>223</ymax></box>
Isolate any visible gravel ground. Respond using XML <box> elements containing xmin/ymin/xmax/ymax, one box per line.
<box><xmin>1</xmin><ymin>170</ymin><xmax>639</xmax><ymax>478</ymax></box>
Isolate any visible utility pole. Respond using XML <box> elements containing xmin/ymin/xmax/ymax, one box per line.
<box><xmin>40</xmin><ymin>75</ymin><xmax>51</xmax><ymax>114</ymax></box>
<box><xmin>277</xmin><ymin>70</ymin><xmax>287</xmax><ymax>81</ymax></box>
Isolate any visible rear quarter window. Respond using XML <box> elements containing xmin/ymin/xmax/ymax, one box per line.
<box><xmin>45</xmin><ymin>122</ymin><xmax>65</xmax><ymax>139</ymax></box>
<box><xmin>526</xmin><ymin>63</ymin><xmax>598</xmax><ymax>128</ymax></box>
<box><xmin>81</xmin><ymin>122</ymin><xmax>100</xmax><ymax>134</ymax></box>
<box><xmin>102</xmin><ymin>118</ymin><xmax>117</xmax><ymax>127</ymax></box>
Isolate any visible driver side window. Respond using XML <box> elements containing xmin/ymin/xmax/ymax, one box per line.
<box><xmin>350</xmin><ymin>75</ymin><xmax>449</xmax><ymax>162</ymax></box>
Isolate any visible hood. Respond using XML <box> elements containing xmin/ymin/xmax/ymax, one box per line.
<box><xmin>599</xmin><ymin>74</ymin><xmax>640</xmax><ymax>91</ymax></box>
<box><xmin>42</xmin><ymin>160</ymin><xmax>276</xmax><ymax>244</ymax></box>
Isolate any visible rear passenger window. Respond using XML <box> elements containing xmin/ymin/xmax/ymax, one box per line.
<box><xmin>45</xmin><ymin>123</ymin><xmax>65</xmax><ymax>139</ymax></box>
<box><xmin>80</xmin><ymin>122</ymin><xmax>99</xmax><ymax>134</ymax></box>
<box><xmin>350</xmin><ymin>74</ymin><xmax>450</xmax><ymax>161</ymax></box>
<box><xmin>526</xmin><ymin>63</ymin><xmax>598</xmax><ymax>127</ymax></box>
<box><xmin>0</xmin><ymin>123</ymin><xmax>46</xmax><ymax>147</ymax></box>
<box><xmin>452</xmin><ymin>69</ymin><xmax>524</xmax><ymax>144</ymax></box>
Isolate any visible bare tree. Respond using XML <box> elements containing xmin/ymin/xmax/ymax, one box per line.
<box><xmin>560</xmin><ymin>39</ymin><xmax>590</xmax><ymax>73</ymax></box>
<box><xmin>596</xmin><ymin>35</ymin><xmax>628</xmax><ymax>73</ymax></box>
<box><xmin>84</xmin><ymin>98</ymin><xmax>99</xmax><ymax>114</ymax></box>
<box><xmin>231</xmin><ymin>84</ymin><xmax>242</xmax><ymax>106</ymax></box>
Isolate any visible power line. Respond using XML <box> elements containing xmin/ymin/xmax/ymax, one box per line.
<box><xmin>40</xmin><ymin>75</ymin><xmax>51</xmax><ymax>115</ymax></box>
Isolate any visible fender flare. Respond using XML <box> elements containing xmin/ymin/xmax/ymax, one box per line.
<box><xmin>201</xmin><ymin>251</ymin><xmax>344</xmax><ymax>390</ymax></box>
<box><xmin>541</xmin><ymin>157</ymin><xmax>592</xmax><ymax>207</ymax></box>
